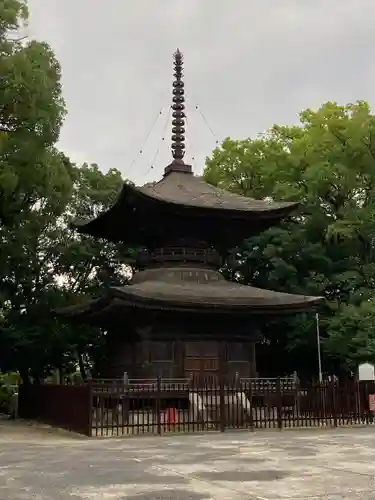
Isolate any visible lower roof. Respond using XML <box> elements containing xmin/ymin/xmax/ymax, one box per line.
<box><xmin>56</xmin><ymin>280</ymin><xmax>322</xmax><ymax>323</ymax></box>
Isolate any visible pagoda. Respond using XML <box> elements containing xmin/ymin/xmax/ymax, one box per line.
<box><xmin>57</xmin><ymin>50</ymin><xmax>322</xmax><ymax>381</ymax></box>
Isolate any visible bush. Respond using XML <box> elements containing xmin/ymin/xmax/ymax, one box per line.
<box><xmin>0</xmin><ymin>385</ymin><xmax>12</xmax><ymax>414</ymax></box>
<box><xmin>0</xmin><ymin>372</ymin><xmax>19</xmax><ymax>414</ymax></box>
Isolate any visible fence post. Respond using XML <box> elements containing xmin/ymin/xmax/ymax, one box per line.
<box><xmin>276</xmin><ymin>377</ymin><xmax>283</xmax><ymax>430</ymax></box>
<box><xmin>17</xmin><ymin>384</ymin><xmax>24</xmax><ymax>419</ymax></box>
<box><xmin>156</xmin><ymin>376</ymin><xmax>162</xmax><ymax>435</ymax></box>
<box><xmin>219</xmin><ymin>372</ymin><xmax>225</xmax><ymax>432</ymax></box>
<box><xmin>295</xmin><ymin>379</ymin><xmax>300</xmax><ymax>425</ymax></box>
<box><xmin>86</xmin><ymin>380</ymin><xmax>93</xmax><ymax>437</ymax></box>
<box><xmin>331</xmin><ymin>380</ymin><xmax>337</xmax><ymax>427</ymax></box>
<box><xmin>248</xmin><ymin>378</ymin><xmax>254</xmax><ymax>431</ymax></box>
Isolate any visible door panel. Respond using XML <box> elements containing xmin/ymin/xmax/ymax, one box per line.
<box><xmin>185</xmin><ymin>341</ymin><xmax>219</xmax><ymax>357</ymax></box>
<box><xmin>184</xmin><ymin>357</ymin><xmax>201</xmax><ymax>371</ymax></box>
<box><xmin>185</xmin><ymin>341</ymin><xmax>219</xmax><ymax>384</ymax></box>
<box><xmin>202</xmin><ymin>358</ymin><xmax>218</xmax><ymax>371</ymax></box>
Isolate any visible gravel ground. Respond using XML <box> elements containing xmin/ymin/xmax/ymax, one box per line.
<box><xmin>1</xmin><ymin>419</ymin><xmax>375</xmax><ymax>499</ymax></box>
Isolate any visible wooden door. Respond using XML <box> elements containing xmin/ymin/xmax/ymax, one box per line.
<box><xmin>184</xmin><ymin>341</ymin><xmax>219</xmax><ymax>385</ymax></box>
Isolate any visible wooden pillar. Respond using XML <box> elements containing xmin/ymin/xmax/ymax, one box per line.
<box><xmin>137</xmin><ymin>326</ymin><xmax>152</xmax><ymax>378</ymax></box>
<box><xmin>250</xmin><ymin>342</ymin><xmax>257</xmax><ymax>377</ymax></box>
<box><xmin>130</xmin><ymin>343</ymin><xmax>137</xmax><ymax>378</ymax></box>
<box><xmin>175</xmin><ymin>339</ymin><xmax>185</xmax><ymax>378</ymax></box>
<box><xmin>219</xmin><ymin>341</ymin><xmax>226</xmax><ymax>382</ymax></box>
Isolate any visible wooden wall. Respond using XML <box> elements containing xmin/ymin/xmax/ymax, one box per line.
<box><xmin>106</xmin><ymin>339</ymin><xmax>256</xmax><ymax>379</ymax></box>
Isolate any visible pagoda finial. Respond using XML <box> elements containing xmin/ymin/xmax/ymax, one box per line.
<box><xmin>164</xmin><ymin>49</ymin><xmax>192</xmax><ymax>176</ymax></box>
<box><xmin>171</xmin><ymin>49</ymin><xmax>185</xmax><ymax>162</ymax></box>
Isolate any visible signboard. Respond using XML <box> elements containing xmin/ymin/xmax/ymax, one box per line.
<box><xmin>358</xmin><ymin>362</ymin><xmax>375</xmax><ymax>381</ymax></box>
<box><xmin>369</xmin><ymin>394</ymin><xmax>375</xmax><ymax>412</ymax></box>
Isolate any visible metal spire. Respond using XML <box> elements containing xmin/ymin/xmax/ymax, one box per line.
<box><xmin>171</xmin><ymin>49</ymin><xmax>185</xmax><ymax>161</ymax></box>
<box><xmin>164</xmin><ymin>49</ymin><xmax>192</xmax><ymax>175</ymax></box>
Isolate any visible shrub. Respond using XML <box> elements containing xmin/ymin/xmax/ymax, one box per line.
<box><xmin>0</xmin><ymin>372</ymin><xmax>19</xmax><ymax>414</ymax></box>
<box><xmin>0</xmin><ymin>385</ymin><xmax>12</xmax><ymax>414</ymax></box>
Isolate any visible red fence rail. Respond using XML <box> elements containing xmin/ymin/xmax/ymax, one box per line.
<box><xmin>18</xmin><ymin>378</ymin><xmax>375</xmax><ymax>437</ymax></box>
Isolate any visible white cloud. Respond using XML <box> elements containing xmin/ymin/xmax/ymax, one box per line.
<box><xmin>26</xmin><ymin>0</ymin><xmax>375</xmax><ymax>184</ymax></box>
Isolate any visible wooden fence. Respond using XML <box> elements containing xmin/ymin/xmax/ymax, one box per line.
<box><xmin>18</xmin><ymin>383</ymin><xmax>92</xmax><ymax>435</ymax></box>
<box><xmin>18</xmin><ymin>377</ymin><xmax>375</xmax><ymax>437</ymax></box>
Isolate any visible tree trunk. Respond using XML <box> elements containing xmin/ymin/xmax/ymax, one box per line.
<box><xmin>78</xmin><ymin>351</ymin><xmax>87</xmax><ymax>381</ymax></box>
<box><xmin>19</xmin><ymin>369</ymin><xmax>30</xmax><ymax>385</ymax></box>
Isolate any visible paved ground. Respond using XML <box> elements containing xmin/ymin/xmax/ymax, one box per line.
<box><xmin>1</xmin><ymin>420</ymin><xmax>375</xmax><ymax>499</ymax></box>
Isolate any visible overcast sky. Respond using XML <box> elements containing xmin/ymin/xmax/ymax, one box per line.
<box><xmin>27</xmin><ymin>0</ymin><xmax>375</xmax><ymax>185</ymax></box>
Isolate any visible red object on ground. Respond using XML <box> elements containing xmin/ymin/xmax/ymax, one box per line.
<box><xmin>165</xmin><ymin>407</ymin><xmax>177</xmax><ymax>424</ymax></box>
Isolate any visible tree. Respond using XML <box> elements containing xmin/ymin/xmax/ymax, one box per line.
<box><xmin>325</xmin><ymin>300</ymin><xmax>375</xmax><ymax>370</ymax></box>
<box><xmin>0</xmin><ymin>162</ymin><xmax>131</xmax><ymax>381</ymax></box>
<box><xmin>51</xmin><ymin>163</ymin><xmax>132</xmax><ymax>379</ymax></box>
<box><xmin>204</xmin><ymin>101</ymin><xmax>375</xmax><ymax>375</ymax></box>
<box><xmin>0</xmin><ymin>0</ymin><xmax>73</xmax><ymax>379</ymax></box>
<box><xmin>0</xmin><ymin>0</ymin><xmax>71</xmax><ymax>226</ymax></box>
<box><xmin>0</xmin><ymin>3</ymin><xmax>132</xmax><ymax>381</ymax></box>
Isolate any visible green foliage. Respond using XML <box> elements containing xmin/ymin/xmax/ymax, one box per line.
<box><xmin>0</xmin><ymin>386</ymin><xmax>12</xmax><ymax>414</ymax></box>
<box><xmin>205</xmin><ymin>101</ymin><xmax>375</xmax><ymax>374</ymax></box>
<box><xmin>326</xmin><ymin>300</ymin><xmax>375</xmax><ymax>368</ymax></box>
<box><xmin>0</xmin><ymin>371</ymin><xmax>19</xmax><ymax>414</ymax></box>
<box><xmin>0</xmin><ymin>0</ymin><xmax>70</xmax><ymax>226</ymax></box>
<box><xmin>0</xmin><ymin>162</ymin><xmax>129</xmax><ymax>381</ymax></box>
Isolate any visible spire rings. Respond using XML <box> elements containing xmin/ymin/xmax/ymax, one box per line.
<box><xmin>171</xmin><ymin>49</ymin><xmax>185</xmax><ymax>161</ymax></box>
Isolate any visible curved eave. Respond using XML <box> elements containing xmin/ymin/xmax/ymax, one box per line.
<box><xmin>71</xmin><ymin>182</ymin><xmax>135</xmax><ymax>234</ymax></box>
<box><xmin>54</xmin><ymin>295</ymin><xmax>115</xmax><ymax>322</ymax></box>
<box><xmin>55</xmin><ymin>284</ymin><xmax>323</xmax><ymax>323</ymax></box>
<box><xmin>71</xmin><ymin>178</ymin><xmax>299</xmax><ymax>238</ymax></box>
<box><xmin>110</xmin><ymin>285</ymin><xmax>323</xmax><ymax>314</ymax></box>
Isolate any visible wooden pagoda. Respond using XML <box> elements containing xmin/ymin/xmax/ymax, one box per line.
<box><xmin>57</xmin><ymin>50</ymin><xmax>322</xmax><ymax>382</ymax></box>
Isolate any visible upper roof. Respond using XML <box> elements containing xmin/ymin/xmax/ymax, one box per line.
<box><xmin>72</xmin><ymin>168</ymin><xmax>298</xmax><ymax>246</ymax></box>
<box><xmin>72</xmin><ymin>50</ymin><xmax>299</xmax><ymax>248</ymax></box>
<box><xmin>139</xmin><ymin>170</ymin><xmax>296</xmax><ymax>212</ymax></box>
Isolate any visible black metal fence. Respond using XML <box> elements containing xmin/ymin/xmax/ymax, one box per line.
<box><xmin>18</xmin><ymin>377</ymin><xmax>375</xmax><ymax>437</ymax></box>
